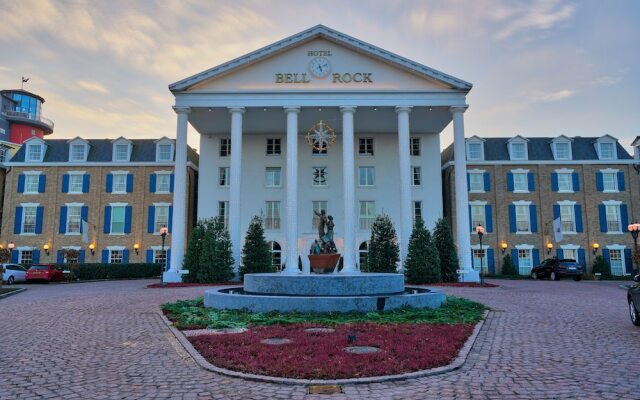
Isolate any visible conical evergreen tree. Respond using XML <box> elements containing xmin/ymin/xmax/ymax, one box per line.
<box><xmin>501</xmin><ymin>253</ymin><xmax>517</xmax><ymax>276</ymax></box>
<box><xmin>592</xmin><ymin>255</ymin><xmax>611</xmax><ymax>278</ymax></box>
<box><xmin>182</xmin><ymin>221</ymin><xmax>205</xmax><ymax>283</ymax></box>
<box><xmin>240</xmin><ymin>216</ymin><xmax>274</xmax><ymax>278</ymax></box>
<box><xmin>405</xmin><ymin>219</ymin><xmax>441</xmax><ymax>283</ymax></box>
<box><xmin>433</xmin><ymin>218</ymin><xmax>460</xmax><ymax>282</ymax></box>
<box><xmin>196</xmin><ymin>217</ymin><xmax>235</xmax><ymax>282</ymax></box>
<box><xmin>365</xmin><ymin>214</ymin><xmax>400</xmax><ymax>273</ymax></box>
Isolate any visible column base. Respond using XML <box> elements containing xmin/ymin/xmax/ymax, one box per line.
<box><xmin>458</xmin><ymin>269</ymin><xmax>480</xmax><ymax>283</ymax></box>
<box><xmin>163</xmin><ymin>270</ymin><xmax>185</xmax><ymax>283</ymax></box>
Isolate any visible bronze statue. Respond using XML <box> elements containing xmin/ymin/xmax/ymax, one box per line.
<box><xmin>312</xmin><ymin>210</ymin><xmax>337</xmax><ymax>254</ymax></box>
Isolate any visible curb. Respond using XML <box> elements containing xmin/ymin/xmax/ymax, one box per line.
<box><xmin>0</xmin><ymin>287</ymin><xmax>27</xmax><ymax>299</ymax></box>
<box><xmin>160</xmin><ymin>310</ymin><xmax>489</xmax><ymax>385</ymax></box>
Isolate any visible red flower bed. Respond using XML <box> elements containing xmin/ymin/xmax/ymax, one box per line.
<box><xmin>419</xmin><ymin>282</ymin><xmax>498</xmax><ymax>288</ymax></box>
<box><xmin>147</xmin><ymin>282</ymin><xmax>238</xmax><ymax>288</ymax></box>
<box><xmin>189</xmin><ymin>323</ymin><xmax>474</xmax><ymax>379</ymax></box>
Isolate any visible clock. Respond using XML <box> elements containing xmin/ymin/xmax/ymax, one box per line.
<box><xmin>308</xmin><ymin>57</ymin><xmax>331</xmax><ymax>78</ymax></box>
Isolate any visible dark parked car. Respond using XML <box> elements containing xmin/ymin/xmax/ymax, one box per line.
<box><xmin>25</xmin><ymin>264</ymin><xmax>64</xmax><ymax>283</ymax></box>
<box><xmin>531</xmin><ymin>258</ymin><xmax>585</xmax><ymax>281</ymax></box>
<box><xmin>629</xmin><ymin>275</ymin><xmax>640</xmax><ymax>326</ymax></box>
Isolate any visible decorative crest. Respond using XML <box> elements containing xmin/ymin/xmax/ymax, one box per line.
<box><xmin>306</xmin><ymin>120</ymin><xmax>336</xmax><ymax>151</ymax></box>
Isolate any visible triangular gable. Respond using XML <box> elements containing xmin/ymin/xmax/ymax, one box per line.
<box><xmin>507</xmin><ymin>135</ymin><xmax>529</xmax><ymax>143</ymax></box>
<box><xmin>67</xmin><ymin>136</ymin><xmax>90</xmax><ymax>145</ymax></box>
<box><xmin>550</xmin><ymin>135</ymin><xmax>573</xmax><ymax>142</ymax></box>
<box><xmin>170</xmin><ymin>25</ymin><xmax>471</xmax><ymax>92</ymax></box>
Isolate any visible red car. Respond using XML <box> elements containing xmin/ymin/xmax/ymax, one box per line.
<box><xmin>26</xmin><ymin>264</ymin><xmax>64</xmax><ymax>283</ymax></box>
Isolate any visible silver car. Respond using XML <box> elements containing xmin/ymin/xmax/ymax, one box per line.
<box><xmin>2</xmin><ymin>264</ymin><xmax>28</xmax><ymax>285</ymax></box>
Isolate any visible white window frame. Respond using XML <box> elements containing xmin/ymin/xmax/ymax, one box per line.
<box><xmin>150</xmin><ymin>245</ymin><xmax>171</xmax><ymax>266</ymax></box>
<box><xmin>358</xmin><ymin>137</ymin><xmax>374</xmax><ymax>156</ymax></box>
<box><xmin>411</xmin><ymin>166</ymin><xmax>421</xmax><ymax>186</ymax></box>
<box><xmin>155</xmin><ymin>171</ymin><xmax>171</xmax><ymax>193</ymax></box>
<box><xmin>409</xmin><ymin>137</ymin><xmax>421</xmax><ymax>156</ymax></box>
<box><xmin>107</xmin><ymin>246</ymin><xmax>126</xmax><ymax>264</ymax></box>
<box><xmin>606</xmin><ymin>245</ymin><xmax>627</xmax><ymax>276</ymax></box>
<box><xmin>471</xmin><ymin>244</ymin><xmax>490</xmax><ymax>273</ymax></box>
<box><xmin>511</xmin><ymin>169</ymin><xmax>529</xmax><ymax>193</ymax></box>
<box><xmin>25</xmin><ymin>143</ymin><xmax>44</xmax><ymax>162</ymax></box>
<box><xmin>508</xmin><ymin>139</ymin><xmax>529</xmax><ymax>161</ymax></box>
<box><xmin>515</xmin><ymin>244</ymin><xmax>534</xmax><ymax>276</ymax></box>
<box><xmin>111</xmin><ymin>171</ymin><xmax>129</xmax><ymax>194</ymax></box>
<box><xmin>65</xmin><ymin>202</ymin><xmax>84</xmax><ymax>235</ymax></box>
<box><xmin>312</xmin><ymin>167</ymin><xmax>328</xmax><ymax>187</ymax></box>
<box><xmin>268</xmin><ymin>241</ymin><xmax>282</xmax><ymax>270</ymax></box>
<box><xmin>109</xmin><ymin>203</ymin><xmax>127</xmax><ymax>235</ymax></box>
<box><xmin>557</xmin><ymin>200</ymin><xmax>577</xmax><ymax>234</ymax></box>
<box><xmin>413</xmin><ymin>201</ymin><xmax>422</xmax><ymax>223</ymax></box>
<box><xmin>17</xmin><ymin>247</ymin><xmax>35</xmax><ymax>264</ymax></box>
<box><xmin>603</xmin><ymin>200</ymin><xmax>622</xmax><ymax>234</ymax></box>
<box><xmin>67</xmin><ymin>171</ymin><xmax>86</xmax><ymax>194</ymax></box>
<box><xmin>359</xmin><ymin>201</ymin><xmax>375</xmax><ymax>230</ymax></box>
<box><xmin>23</xmin><ymin>171</ymin><xmax>42</xmax><ymax>194</ymax></box>
<box><xmin>218</xmin><ymin>167</ymin><xmax>229</xmax><ymax>187</ymax></box>
<box><xmin>20</xmin><ymin>202</ymin><xmax>39</xmax><ymax>235</ymax></box>
<box><xmin>266</xmin><ymin>138</ymin><xmax>281</xmax><ymax>156</ymax></box>
<box><xmin>155</xmin><ymin>140</ymin><xmax>174</xmax><ymax>162</ymax></box>
<box><xmin>513</xmin><ymin>200</ymin><xmax>531</xmax><ymax>234</ymax></box>
<box><xmin>153</xmin><ymin>203</ymin><xmax>170</xmax><ymax>233</ymax></box>
<box><xmin>560</xmin><ymin>244</ymin><xmax>580</xmax><ymax>262</ymax></box>
<box><xmin>468</xmin><ymin>169</ymin><xmax>484</xmax><ymax>193</ymax></box>
<box><xmin>69</xmin><ymin>143</ymin><xmax>88</xmax><ymax>162</ymax></box>
<box><xmin>555</xmin><ymin>168</ymin><xmax>574</xmax><ymax>193</ymax></box>
<box><xmin>112</xmin><ymin>141</ymin><xmax>132</xmax><ymax>163</ymax></box>
<box><xmin>220</xmin><ymin>138</ymin><xmax>231</xmax><ymax>157</ymax></box>
<box><xmin>470</xmin><ymin>200</ymin><xmax>487</xmax><ymax>229</ymax></box>
<box><xmin>600</xmin><ymin>168</ymin><xmax>619</xmax><ymax>192</ymax></box>
<box><xmin>265</xmin><ymin>167</ymin><xmax>282</xmax><ymax>188</ymax></box>
<box><xmin>358</xmin><ymin>166</ymin><xmax>375</xmax><ymax>187</ymax></box>
<box><xmin>218</xmin><ymin>201</ymin><xmax>229</xmax><ymax>228</ymax></box>
<box><xmin>466</xmin><ymin>141</ymin><xmax>484</xmax><ymax>161</ymax></box>
<box><xmin>552</xmin><ymin>141</ymin><xmax>572</xmax><ymax>160</ymax></box>
<box><xmin>597</xmin><ymin>141</ymin><xmax>616</xmax><ymax>160</ymax></box>
<box><xmin>265</xmin><ymin>201</ymin><xmax>281</xmax><ymax>230</ymax></box>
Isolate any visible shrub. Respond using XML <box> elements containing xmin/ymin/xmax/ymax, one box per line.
<box><xmin>365</xmin><ymin>214</ymin><xmax>399</xmax><ymax>273</ymax></box>
<box><xmin>592</xmin><ymin>255</ymin><xmax>611</xmax><ymax>278</ymax></box>
<box><xmin>59</xmin><ymin>263</ymin><xmax>160</xmax><ymax>280</ymax></box>
<box><xmin>182</xmin><ymin>222</ymin><xmax>205</xmax><ymax>283</ymax></box>
<box><xmin>404</xmin><ymin>219</ymin><xmax>441</xmax><ymax>284</ymax></box>
<box><xmin>501</xmin><ymin>253</ymin><xmax>517</xmax><ymax>276</ymax></box>
<box><xmin>240</xmin><ymin>216</ymin><xmax>274</xmax><ymax>277</ymax></box>
<box><xmin>433</xmin><ymin>218</ymin><xmax>459</xmax><ymax>283</ymax></box>
<box><xmin>183</xmin><ymin>218</ymin><xmax>235</xmax><ymax>283</ymax></box>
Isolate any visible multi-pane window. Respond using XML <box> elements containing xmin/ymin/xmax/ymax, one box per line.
<box><xmin>515</xmin><ymin>205</ymin><xmax>530</xmax><ymax>232</ymax></box>
<box><xmin>155</xmin><ymin>206</ymin><xmax>169</xmax><ymax>233</ymax></box>
<box><xmin>359</xmin><ymin>138</ymin><xmax>374</xmax><ymax>156</ymax></box>
<box><xmin>412</xmin><ymin>167</ymin><xmax>421</xmax><ymax>186</ymax></box>
<box><xmin>111</xmin><ymin>206</ymin><xmax>126</xmax><ymax>234</ymax></box>
<box><xmin>22</xmin><ymin>206</ymin><xmax>37</xmax><ymax>234</ymax></box>
<box><xmin>70</xmin><ymin>144</ymin><xmax>85</xmax><ymax>162</ymax></box>
<box><xmin>471</xmin><ymin>205</ymin><xmax>486</xmax><ymax>228</ymax></box>
<box><xmin>69</xmin><ymin>175</ymin><xmax>83</xmax><ymax>194</ymax></box>
<box><xmin>518</xmin><ymin>249</ymin><xmax>532</xmax><ymax>275</ymax></box>
<box><xmin>410</xmin><ymin>137</ymin><xmax>420</xmax><ymax>156</ymax></box>
<box><xmin>555</xmin><ymin>142</ymin><xmax>570</xmax><ymax>160</ymax></box>
<box><xmin>469</xmin><ymin>173</ymin><xmax>483</xmax><ymax>192</ymax></box>
<box><xmin>63</xmin><ymin>250</ymin><xmax>79</xmax><ymax>264</ymax></box>
<box><xmin>265</xmin><ymin>167</ymin><xmax>281</xmax><ymax>187</ymax></box>
<box><xmin>467</xmin><ymin>143</ymin><xmax>482</xmax><ymax>160</ymax></box>
<box><xmin>109</xmin><ymin>250</ymin><xmax>124</xmax><ymax>264</ymax></box>
<box><xmin>19</xmin><ymin>250</ymin><xmax>33</xmax><ymax>264</ymax></box>
<box><xmin>557</xmin><ymin>173</ymin><xmax>572</xmax><ymax>192</ymax></box>
<box><xmin>27</xmin><ymin>145</ymin><xmax>42</xmax><ymax>162</ymax></box>
<box><xmin>25</xmin><ymin>175</ymin><xmax>39</xmax><ymax>194</ymax></box>
<box><xmin>358</xmin><ymin>167</ymin><xmax>374</xmax><ymax>186</ymax></box>
<box><xmin>220</xmin><ymin>139</ymin><xmax>231</xmax><ymax>157</ymax></box>
<box><xmin>113</xmin><ymin>174</ymin><xmax>127</xmax><ymax>193</ymax></box>
<box><xmin>312</xmin><ymin>201</ymin><xmax>328</xmax><ymax>230</ymax></box>
<box><xmin>218</xmin><ymin>201</ymin><xmax>228</xmax><ymax>228</ymax></box>
<box><xmin>513</xmin><ymin>173</ymin><xmax>528</xmax><ymax>191</ymax></box>
<box><xmin>265</xmin><ymin>201</ymin><xmax>280</xmax><ymax>230</ymax></box>
<box><xmin>602</xmin><ymin>172</ymin><xmax>617</xmax><ymax>191</ymax></box>
<box><xmin>154</xmin><ymin>250</ymin><xmax>167</xmax><ymax>266</ymax></box>
<box><xmin>413</xmin><ymin>201</ymin><xmax>422</xmax><ymax>223</ymax></box>
<box><xmin>359</xmin><ymin>241</ymin><xmax>368</xmax><ymax>268</ymax></box>
<box><xmin>511</xmin><ymin>143</ymin><xmax>526</xmax><ymax>160</ymax></box>
<box><xmin>605</xmin><ymin>205</ymin><xmax>621</xmax><ymax>232</ymax></box>
<box><xmin>563</xmin><ymin>249</ymin><xmax>577</xmax><ymax>261</ymax></box>
<box><xmin>472</xmin><ymin>249</ymin><xmax>488</xmax><ymax>273</ymax></box>
<box><xmin>158</xmin><ymin>144</ymin><xmax>172</xmax><ymax>161</ymax></box>
<box><xmin>312</xmin><ymin>167</ymin><xmax>327</xmax><ymax>187</ymax></box>
<box><xmin>114</xmin><ymin>144</ymin><xmax>129</xmax><ymax>162</ymax></box>
<box><xmin>266</xmin><ymin>138</ymin><xmax>281</xmax><ymax>155</ymax></box>
<box><xmin>312</xmin><ymin>144</ymin><xmax>327</xmax><ymax>155</ymax></box>
<box><xmin>560</xmin><ymin>205</ymin><xmax>575</xmax><ymax>233</ymax></box>
<box><xmin>269</xmin><ymin>241</ymin><xmax>282</xmax><ymax>270</ymax></box>
<box><xmin>359</xmin><ymin>201</ymin><xmax>375</xmax><ymax>230</ymax></box>
<box><xmin>66</xmin><ymin>206</ymin><xmax>82</xmax><ymax>234</ymax></box>
<box><xmin>600</xmin><ymin>143</ymin><xmax>614</xmax><ymax>159</ymax></box>
<box><xmin>157</xmin><ymin>174</ymin><xmax>170</xmax><ymax>193</ymax></box>
<box><xmin>609</xmin><ymin>249</ymin><xmax>624</xmax><ymax>276</ymax></box>
<box><xmin>219</xmin><ymin>167</ymin><xmax>229</xmax><ymax>187</ymax></box>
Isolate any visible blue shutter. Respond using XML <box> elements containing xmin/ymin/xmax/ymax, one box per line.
<box><xmin>598</xmin><ymin>205</ymin><xmax>607</xmax><ymax>232</ymax></box>
<box><xmin>530</xmin><ymin>205</ymin><xmax>538</xmax><ymax>233</ymax></box>
<box><xmin>59</xmin><ymin>206</ymin><xmax>67</xmax><ymax>233</ymax></box>
<box><xmin>166</xmin><ymin>250</ymin><xmax>171</xmax><ymax>270</ymax></box>
<box><xmin>38</xmin><ymin>175</ymin><xmax>46</xmax><ymax>193</ymax></box>
<box><xmin>578</xmin><ymin>249</ymin><xmax>586</xmax><ymax>268</ymax></box>
<box><xmin>553</xmin><ymin>205</ymin><xmax>560</xmax><ymax>220</ymax></box>
<box><xmin>79</xmin><ymin>250</ymin><xmax>86</xmax><ymax>264</ymax></box>
<box><xmin>572</xmin><ymin>172</ymin><xmax>580</xmax><ymax>192</ymax></box>
<box><xmin>596</xmin><ymin>172</ymin><xmax>603</xmax><ymax>191</ymax></box>
<box><xmin>126</xmin><ymin>174</ymin><xmax>133</xmax><ymax>193</ymax></box>
<box><xmin>35</xmin><ymin>207</ymin><xmax>44</xmax><ymax>234</ymax></box>
<box><xmin>487</xmin><ymin>249</ymin><xmax>495</xmax><ymax>274</ymax></box>
<box><xmin>485</xmin><ymin>205</ymin><xmax>492</xmax><ymax>233</ymax></box>
<box><xmin>574</xmin><ymin>205</ymin><xmax>583</xmax><ymax>232</ymax></box>
<box><xmin>551</xmin><ymin>173</ymin><xmax>558</xmax><ymax>192</ymax></box>
<box><xmin>146</xmin><ymin>249</ymin><xmax>154</xmax><ymax>263</ymax></box>
<box><xmin>102</xmin><ymin>250</ymin><xmax>109</xmax><ymax>264</ymax></box>
<box><xmin>170</xmin><ymin>174</ymin><xmax>174</xmax><ymax>193</ymax></box>
<box><xmin>507</xmin><ymin>172</ymin><xmax>514</xmax><ymax>192</ymax></box>
<box><xmin>168</xmin><ymin>206</ymin><xmax>173</xmax><ymax>233</ymax></box>
<box><xmin>81</xmin><ymin>206</ymin><xmax>89</xmax><ymax>231</ymax></box>
<box><xmin>511</xmin><ymin>249</ymin><xmax>519</xmax><ymax>269</ymax></box>
<box><xmin>106</xmin><ymin>174</ymin><xmax>113</xmax><ymax>193</ymax></box>
<box><xmin>603</xmin><ymin>249</ymin><xmax>610</xmax><ymax>268</ymax></box>
<box><xmin>124</xmin><ymin>206</ymin><xmax>132</xmax><ymax>233</ymax></box>
<box><xmin>624</xmin><ymin>249</ymin><xmax>633</xmax><ymax>274</ymax></box>
<box><xmin>527</xmin><ymin>172</ymin><xmax>535</xmax><ymax>191</ymax></box>
<box><xmin>10</xmin><ymin>250</ymin><xmax>18</xmax><ymax>263</ymax></box>
<box><xmin>466</xmin><ymin>173</ymin><xmax>470</xmax><ymax>192</ymax></box>
<box><xmin>82</xmin><ymin>174</ymin><xmax>90</xmax><ymax>193</ymax></box>
<box><xmin>147</xmin><ymin>206</ymin><xmax>155</xmax><ymax>233</ymax></box>
<box><xmin>123</xmin><ymin>249</ymin><xmax>129</xmax><ymax>264</ymax></box>
<box><xmin>484</xmin><ymin>172</ymin><xmax>491</xmax><ymax>192</ymax></box>
<box><xmin>104</xmin><ymin>206</ymin><xmax>111</xmax><ymax>233</ymax></box>
<box><xmin>14</xmin><ymin>206</ymin><xmax>23</xmax><ymax>234</ymax></box>
<box><xmin>532</xmin><ymin>249</ymin><xmax>540</xmax><ymax>267</ymax></box>
<box><xmin>556</xmin><ymin>249</ymin><xmax>564</xmax><ymax>259</ymax></box>
<box><xmin>61</xmin><ymin>175</ymin><xmax>69</xmax><ymax>193</ymax></box>
<box><xmin>620</xmin><ymin>204</ymin><xmax>628</xmax><ymax>229</ymax></box>
<box><xmin>509</xmin><ymin>205</ymin><xmax>516</xmax><ymax>233</ymax></box>
<box><xmin>32</xmin><ymin>250</ymin><xmax>40</xmax><ymax>264</ymax></box>
<box><xmin>617</xmin><ymin>172</ymin><xmax>625</xmax><ymax>191</ymax></box>
<box><xmin>56</xmin><ymin>250</ymin><xmax>64</xmax><ymax>264</ymax></box>
<box><xmin>17</xmin><ymin>174</ymin><xmax>25</xmax><ymax>193</ymax></box>
<box><xmin>149</xmin><ymin>174</ymin><xmax>156</xmax><ymax>193</ymax></box>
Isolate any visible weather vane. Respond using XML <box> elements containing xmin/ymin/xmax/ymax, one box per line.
<box><xmin>306</xmin><ymin>120</ymin><xmax>336</xmax><ymax>151</ymax></box>
<box><xmin>21</xmin><ymin>76</ymin><xmax>29</xmax><ymax>90</ymax></box>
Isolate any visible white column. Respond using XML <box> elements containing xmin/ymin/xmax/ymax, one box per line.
<box><xmin>340</xmin><ymin>106</ymin><xmax>357</xmax><ymax>273</ymax></box>
<box><xmin>165</xmin><ymin>106</ymin><xmax>190</xmax><ymax>283</ymax></box>
<box><xmin>228</xmin><ymin>107</ymin><xmax>245</xmax><ymax>273</ymax></box>
<box><xmin>396</xmin><ymin>107</ymin><xmax>413</xmax><ymax>270</ymax></box>
<box><xmin>283</xmin><ymin>107</ymin><xmax>300</xmax><ymax>274</ymax></box>
<box><xmin>450</xmin><ymin>105</ymin><xmax>478</xmax><ymax>282</ymax></box>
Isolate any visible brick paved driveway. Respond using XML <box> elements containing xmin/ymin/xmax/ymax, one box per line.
<box><xmin>1</xmin><ymin>279</ymin><xmax>638</xmax><ymax>399</ymax></box>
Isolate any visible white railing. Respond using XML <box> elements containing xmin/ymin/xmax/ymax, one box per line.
<box><xmin>2</xmin><ymin>110</ymin><xmax>54</xmax><ymax>130</ymax></box>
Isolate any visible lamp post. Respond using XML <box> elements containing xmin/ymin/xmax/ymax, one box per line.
<box><xmin>160</xmin><ymin>225</ymin><xmax>168</xmax><ymax>285</ymax></box>
<box><xmin>546</xmin><ymin>243</ymin><xmax>553</xmax><ymax>255</ymax></box>
<box><xmin>628</xmin><ymin>221</ymin><xmax>640</xmax><ymax>274</ymax></box>
<box><xmin>592</xmin><ymin>243</ymin><xmax>599</xmax><ymax>255</ymax></box>
<box><xmin>475</xmin><ymin>224</ymin><xmax>485</xmax><ymax>285</ymax></box>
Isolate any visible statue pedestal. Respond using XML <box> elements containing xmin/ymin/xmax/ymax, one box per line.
<box><xmin>308</xmin><ymin>254</ymin><xmax>341</xmax><ymax>274</ymax></box>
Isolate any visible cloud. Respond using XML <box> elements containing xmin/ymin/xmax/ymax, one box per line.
<box><xmin>525</xmin><ymin>89</ymin><xmax>574</xmax><ymax>102</ymax></box>
<box><xmin>494</xmin><ymin>0</ymin><xmax>576</xmax><ymax>40</ymax></box>
<box><xmin>591</xmin><ymin>75</ymin><xmax>621</xmax><ymax>87</ymax></box>
<box><xmin>76</xmin><ymin>80</ymin><xmax>109</xmax><ymax>94</ymax></box>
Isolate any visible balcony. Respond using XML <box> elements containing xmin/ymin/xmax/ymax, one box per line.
<box><xmin>2</xmin><ymin>110</ymin><xmax>54</xmax><ymax>134</ymax></box>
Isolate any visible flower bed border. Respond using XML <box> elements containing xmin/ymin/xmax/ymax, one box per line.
<box><xmin>160</xmin><ymin>309</ymin><xmax>489</xmax><ymax>385</ymax></box>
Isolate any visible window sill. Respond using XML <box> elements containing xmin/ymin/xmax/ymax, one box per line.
<box><xmin>561</xmin><ymin>231</ymin><xmax>577</xmax><ymax>235</ymax></box>
<box><xmin>265</xmin><ymin>186</ymin><xmax>282</xmax><ymax>189</ymax></box>
<box><xmin>557</xmin><ymin>190</ymin><xmax>574</xmax><ymax>194</ymax></box>
<box><xmin>21</xmin><ymin>192</ymin><xmax>40</xmax><ymax>195</ymax></box>
<box><xmin>515</xmin><ymin>231</ymin><xmax>531</xmax><ymax>235</ymax></box>
<box><xmin>111</xmin><ymin>192</ymin><xmax>128</xmax><ymax>195</ymax></box>
<box><xmin>19</xmin><ymin>233</ymin><xmax>37</xmax><ymax>236</ymax></box>
<box><xmin>606</xmin><ymin>231</ymin><xmax>623</xmax><ymax>235</ymax></box>
<box><xmin>65</xmin><ymin>233</ymin><xmax>81</xmax><ymax>236</ymax></box>
<box><xmin>602</xmin><ymin>190</ymin><xmax>619</xmax><ymax>193</ymax></box>
<box><xmin>513</xmin><ymin>190</ymin><xmax>530</xmax><ymax>194</ymax></box>
<box><xmin>469</xmin><ymin>190</ymin><xmax>485</xmax><ymax>194</ymax></box>
<box><xmin>155</xmin><ymin>191</ymin><xmax>171</xmax><ymax>194</ymax></box>
<box><xmin>109</xmin><ymin>233</ymin><xmax>127</xmax><ymax>236</ymax></box>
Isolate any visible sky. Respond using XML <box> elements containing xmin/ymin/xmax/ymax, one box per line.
<box><xmin>1</xmin><ymin>0</ymin><xmax>639</xmax><ymax>153</ymax></box>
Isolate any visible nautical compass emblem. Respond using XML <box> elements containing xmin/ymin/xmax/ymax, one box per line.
<box><xmin>306</xmin><ymin>120</ymin><xmax>336</xmax><ymax>151</ymax></box>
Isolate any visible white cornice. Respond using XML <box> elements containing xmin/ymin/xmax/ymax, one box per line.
<box><xmin>441</xmin><ymin>159</ymin><xmax>639</xmax><ymax>169</ymax></box>
<box><xmin>5</xmin><ymin>161</ymin><xmax>199</xmax><ymax>171</ymax></box>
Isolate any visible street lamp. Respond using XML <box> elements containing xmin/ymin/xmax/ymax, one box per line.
<box><xmin>546</xmin><ymin>242</ymin><xmax>553</xmax><ymax>255</ymax></box>
<box><xmin>628</xmin><ymin>221</ymin><xmax>640</xmax><ymax>274</ymax></box>
<box><xmin>160</xmin><ymin>225</ymin><xmax>168</xmax><ymax>285</ymax></box>
<box><xmin>475</xmin><ymin>224</ymin><xmax>485</xmax><ymax>285</ymax></box>
<box><xmin>89</xmin><ymin>243</ymin><xmax>95</xmax><ymax>255</ymax></box>
<box><xmin>500</xmin><ymin>241</ymin><xmax>508</xmax><ymax>254</ymax></box>
<box><xmin>43</xmin><ymin>244</ymin><xmax>50</xmax><ymax>256</ymax></box>
<box><xmin>592</xmin><ymin>243</ymin><xmax>600</xmax><ymax>255</ymax></box>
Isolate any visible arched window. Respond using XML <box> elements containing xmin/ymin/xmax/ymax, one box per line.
<box><xmin>358</xmin><ymin>241</ymin><xmax>368</xmax><ymax>269</ymax></box>
<box><xmin>269</xmin><ymin>241</ymin><xmax>282</xmax><ymax>271</ymax></box>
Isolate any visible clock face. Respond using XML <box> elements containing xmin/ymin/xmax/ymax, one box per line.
<box><xmin>308</xmin><ymin>57</ymin><xmax>331</xmax><ymax>78</ymax></box>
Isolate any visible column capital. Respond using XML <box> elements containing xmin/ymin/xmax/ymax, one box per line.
<box><xmin>172</xmin><ymin>106</ymin><xmax>191</xmax><ymax>115</ymax></box>
<box><xmin>449</xmin><ymin>105</ymin><xmax>469</xmax><ymax>114</ymax></box>
<box><xmin>339</xmin><ymin>106</ymin><xmax>357</xmax><ymax>114</ymax></box>
<box><xmin>395</xmin><ymin>106</ymin><xmax>413</xmax><ymax>114</ymax></box>
<box><xmin>227</xmin><ymin>107</ymin><xmax>246</xmax><ymax>114</ymax></box>
<box><xmin>283</xmin><ymin>106</ymin><xmax>301</xmax><ymax>113</ymax></box>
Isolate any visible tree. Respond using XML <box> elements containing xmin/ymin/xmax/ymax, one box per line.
<box><xmin>433</xmin><ymin>218</ymin><xmax>459</xmax><ymax>282</ymax></box>
<box><xmin>365</xmin><ymin>214</ymin><xmax>399</xmax><ymax>273</ymax></box>
<box><xmin>240</xmin><ymin>216</ymin><xmax>274</xmax><ymax>278</ymax></box>
<box><xmin>183</xmin><ymin>218</ymin><xmax>234</xmax><ymax>283</ymax></box>
<box><xmin>501</xmin><ymin>253</ymin><xmax>517</xmax><ymax>276</ymax></box>
<box><xmin>182</xmin><ymin>221</ymin><xmax>205</xmax><ymax>283</ymax></box>
<box><xmin>404</xmin><ymin>218</ymin><xmax>441</xmax><ymax>283</ymax></box>
<box><xmin>592</xmin><ymin>255</ymin><xmax>611</xmax><ymax>278</ymax></box>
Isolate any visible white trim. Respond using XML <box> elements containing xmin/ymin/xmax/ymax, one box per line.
<box><xmin>602</xmin><ymin>200</ymin><xmax>622</xmax><ymax>206</ymax></box>
<box><xmin>61</xmin><ymin>246</ymin><xmax>82</xmax><ymax>250</ymax></box>
<box><xmin>112</xmin><ymin>139</ymin><xmax>133</xmax><ymax>163</ymax></box>
<box><xmin>66</xmin><ymin>170</ymin><xmax>86</xmax><ymax>175</ymax></box>
<box><xmin>16</xmin><ymin>246</ymin><xmax>36</xmax><ymax>251</ymax></box>
<box><xmin>467</xmin><ymin>170</ymin><xmax>485</xmax><ymax>193</ymax></box>
<box><xmin>154</xmin><ymin>170</ymin><xmax>173</xmax><ymax>175</ymax></box>
<box><xmin>560</xmin><ymin>244</ymin><xmax>580</xmax><ymax>250</ymax></box>
<box><xmin>25</xmin><ymin>142</ymin><xmax>46</xmax><ymax>162</ymax></box>
<box><xmin>153</xmin><ymin>202</ymin><xmax>171</xmax><ymax>207</ymax></box>
<box><xmin>512</xmin><ymin>200</ymin><xmax>532</xmax><ymax>206</ymax></box>
<box><xmin>110</xmin><ymin>170</ymin><xmax>130</xmax><ymax>175</ymax></box>
<box><xmin>64</xmin><ymin>202</ymin><xmax>85</xmax><ymax>207</ymax></box>
<box><xmin>605</xmin><ymin>244</ymin><xmax>627</xmax><ymax>250</ymax></box>
<box><xmin>156</xmin><ymin>139</ymin><xmax>175</xmax><ymax>163</ymax></box>
<box><xmin>68</xmin><ymin>140</ymin><xmax>89</xmax><ymax>163</ymax></box>
<box><xmin>515</xmin><ymin>244</ymin><xmax>535</xmax><ymax>250</ymax></box>
<box><xmin>469</xmin><ymin>200</ymin><xmax>488</xmax><ymax>206</ymax></box>
<box><xmin>465</xmin><ymin>140</ymin><xmax>484</xmax><ymax>161</ymax></box>
<box><xmin>470</xmin><ymin>244</ymin><xmax>492</xmax><ymax>250</ymax></box>
<box><xmin>22</xmin><ymin>170</ymin><xmax>42</xmax><ymax>175</ymax></box>
<box><xmin>106</xmin><ymin>245</ymin><xmax>126</xmax><ymax>250</ymax></box>
<box><xmin>468</xmin><ymin>168</ymin><xmax>485</xmax><ymax>173</ymax></box>
<box><xmin>511</xmin><ymin>168</ymin><xmax>529</xmax><ymax>173</ymax></box>
<box><xmin>442</xmin><ymin>159</ymin><xmax>638</xmax><ymax>169</ymax></box>
<box><xmin>150</xmin><ymin>246</ymin><xmax>171</xmax><ymax>251</ymax></box>
<box><xmin>20</xmin><ymin>202</ymin><xmax>40</xmax><ymax>207</ymax></box>
<box><xmin>6</xmin><ymin>162</ymin><xmax>199</xmax><ymax>170</ymax></box>
<box><xmin>600</xmin><ymin>168</ymin><xmax>619</xmax><ymax>173</ymax></box>
<box><xmin>508</xmin><ymin>139</ymin><xmax>529</xmax><ymax>161</ymax></box>
<box><xmin>557</xmin><ymin>200</ymin><xmax>577</xmax><ymax>206</ymax></box>
<box><xmin>555</xmin><ymin>168</ymin><xmax>574</xmax><ymax>174</ymax></box>
<box><xmin>551</xmin><ymin>139</ymin><xmax>573</xmax><ymax>161</ymax></box>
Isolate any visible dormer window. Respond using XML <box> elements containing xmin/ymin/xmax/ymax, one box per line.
<box><xmin>466</xmin><ymin>142</ymin><xmax>483</xmax><ymax>161</ymax></box>
<box><xmin>157</xmin><ymin>144</ymin><xmax>173</xmax><ymax>162</ymax></box>
<box><xmin>70</xmin><ymin>144</ymin><xmax>85</xmax><ymax>162</ymax></box>
<box><xmin>114</xmin><ymin>145</ymin><xmax>129</xmax><ymax>162</ymax></box>
<box><xmin>599</xmin><ymin>142</ymin><xmax>615</xmax><ymax>160</ymax></box>
<box><xmin>26</xmin><ymin>144</ymin><xmax>43</xmax><ymax>162</ymax></box>
<box><xmin>510</xmin><ymin>143</ymin><xmax>527</xmax><ymax>160</ymax></box>
<box><xmin>595</xmin><ymin>135</ymin><xmax>618</xmax><ymax>160</ymax></box>
<box><xmin>553</xmin><ymin>142</ymin><xmax>570</xmax><ymax>160</ymax></box>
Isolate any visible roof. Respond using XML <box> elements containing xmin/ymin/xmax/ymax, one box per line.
<box><xmin>0</xmin><ymin>89</ymin><xmax>45</xmax><ymax>103</ymax></box>
<box><xmin>170</xmin><ymin>24</ymin><xmax>472</xmax><ymax>92</ymax></box>
<box><xmin>10</xmin><ymin>138</ymin><xmax>199</xmax><ymax>165</ymax></box>
<box><xmin>441</xmin><ymin>136</ymin><xmax>634</xmax><ymax>164</ymax></box>
<box><xmin>631</xmin><ymin>136</ymin><xmax>640</xmax><ymax>147</ymax></box>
